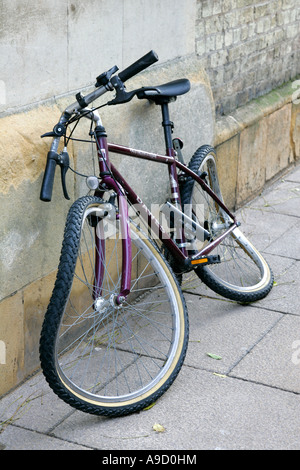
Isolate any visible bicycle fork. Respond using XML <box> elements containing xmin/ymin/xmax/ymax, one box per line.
<box><xmin>91</xmin><ymin>191</ymin><xmax>132</xmax><ymax>307</ymax></box>
<box><xmin>94</xmin><ymin>125</ymin><xmax>132</xmax><ymax>306</ymax></box>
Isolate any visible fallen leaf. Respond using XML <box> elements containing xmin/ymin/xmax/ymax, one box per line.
<box><xmin>213</xmin><ymin>372</ymin><xmax>227</xmax><ymax>378</ymax></box>
<box><xmin>143</xmin><ymin>402</ymin><xmax>156</xmax><ymax>411</ymax></box>
<box><xmin>152</xmin><ymin>423</ymin><xmax>166</xmax><ymax>433</ymax></box>
<box><xmin>207</xmin><ymin>352</ymin><xmax>222</xmax><ymax>360</ymax></box>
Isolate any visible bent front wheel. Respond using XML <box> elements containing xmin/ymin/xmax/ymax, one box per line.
<box><xmin>181</xmin><ymin>145</ymin><xmax>274</xmax><ymax>303</ymax></box>
<box><xmin>40</xmin><ymin>196</ymin><xmax>188</xmax><ymax>416</ymax></box>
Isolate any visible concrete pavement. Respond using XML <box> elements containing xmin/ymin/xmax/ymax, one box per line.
<box><xmin>1</xmin><ymin>162</ymin><xmax>300</xmax><ymax>451</ymax></box>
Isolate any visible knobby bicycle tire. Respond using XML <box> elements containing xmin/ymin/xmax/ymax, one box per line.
<box><xmin>40</xmin><ymin>196</ymin><xmax>189</xmax><ymax>417</ymax></box>
<box><xmin>180</xmin><ymin>145</ymin><xmax>273</xmax><ymax>303</ymax></box>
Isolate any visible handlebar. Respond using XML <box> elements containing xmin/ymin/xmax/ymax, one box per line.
<box><xmin>40</xmin><ymin>51</ymin><xmax>159</xmax><ymax>202</ymax></box>
<box><xmin>118</xmin><ymin>50</ymin><xmax>158</xmax><ymax>83</ymax></box>
<box><xmin>40</xmin><ymin>152</ymin><xmax>58</xmax><ymax>202</ymax></box>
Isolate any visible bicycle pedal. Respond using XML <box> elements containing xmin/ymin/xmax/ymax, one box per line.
<box><xmin>188</xmin><ymin>255</ymin><xmax>220</xmax><ymax>267</ymax></box>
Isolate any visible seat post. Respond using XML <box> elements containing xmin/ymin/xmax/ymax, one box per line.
<box><xmin>160</xmin><ymin>102</ymin><xmax>174</xmax><ymax>153</ymax></box>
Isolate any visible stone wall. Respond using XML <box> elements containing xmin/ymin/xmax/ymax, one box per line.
<box><xmin>0</xmin><ymin>0</ymin><xmax>198</xmax><ymax>112</ymax></box>
<box><xmin>196</xmin><ymin>0</ymin><xmax>300</xmax><ymax>115</ymax></box>
<box><xmin>0</xmin><ymin>0</ymin><xmax>300</xmax><ymax>397</ymax></box>
<box><xmin>215</xmin><ymin>80</ymin><xmax>300</xmax><ymax>210</ymax></box>
<box><xmin>0</xmin><ymin>0</ymin><xmax>215</xmax><ymax>396</ymax></box>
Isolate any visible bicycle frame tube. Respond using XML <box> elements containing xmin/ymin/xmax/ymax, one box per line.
<box><xmin>107</xmin><ymin>142</ymin><xmax>236</xmax><ymax>221</ymax></box>
<box><xmin>110</xmin><ymin>161</ymin><xmax>186</xmax><ymax>263</ymax></box>
<box><xmin>95</xmin><ymin>133</ymin><xmax>239</xmax><ymax>297</ymax></box>
<box><xmin>109</xmin><ymin>158</ymin><xmax>239</xmax><ymax>261</ymax></box>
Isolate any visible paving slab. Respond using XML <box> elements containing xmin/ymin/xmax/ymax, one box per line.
<box><xmin>234</xmin><ymin>208</ymin><xmax>299</xmax><ymax>253</ymax></box>
<box><xmin>255</xmin><ymin>258</ymin><xmax>300</xmax><ymax>315</ymax></box>
<box><xmin>265</xmin><ymin>220</ymin><xmax>300</xmax><ymax>260</ymax></box>
<box><xmin>249</xmin><ymin>179</ymin><xmax>300</xmax><ymax>218</ymax></box>
<box><xmin>2</xmin><ymin>366</ymin><xmax>300</xmax><ymax>450</ymax></box>
<box><xmin>1</xmin><ymin>162</ymin><xmax>300</xmax><ymax>450</ymax></box>
<box><xmin>0</xmin><ymin>372</ymin><xmax>74</xmax><ymax>434</ymax></box>
<box><xmin>231</xmin><ymin>314</ymin><xmax>300</xmax><ymax>393</ymax></box>
<box><xmin>0</xmin><ymin>425</ymin><xmax>90</xmax><ymax>450</ymax></box>
<box><xmin>184</xmin><ymin>294</ymin><xmax>282</xmax><ymax>375</ymax></box>
<box><xmin>284</xmin><ymin>165</ymin><xmax>300</xmax><ymax>183</ymax></box>
<box><xmin>36</xmin><ymin>367</ymin><xmax>300</xmax><ymax>450</ymax></box>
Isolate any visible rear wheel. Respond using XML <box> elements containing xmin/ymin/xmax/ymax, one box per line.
<box><xmin>40</xmin><ymin>196</ymin><xmax>188</xmax><ymax>416</ymax></box>
<box><xmin>180</xmin><ymin>145</ymin><xmax>273</xmax><ymax>302</ymax></box>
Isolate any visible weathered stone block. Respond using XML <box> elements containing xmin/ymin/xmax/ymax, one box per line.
<box><xmin>0</xmin><ymin>104</ymin><xmax>62</xmax><ymax>194</ymax></box>
<box><xmin>0</xmin><ymin>0</ymin><xmax>197</xmax><ymax>111</ymax></box>
<box><xmin>0</xmin><ymin>0</ymin><xmax>68</xmax><ymax>111</ymax></box>
<box><xmin>265</xmin><ymin>104</ymin><xmax>293</xmax><ymax>181</ymax></box>
<box><xmin>215</xmin><ymin>135</ymin><xmax>239</xmax><ymax>210</ymax></box>
<box><xmin>23</xmin><ymin>271</ymin><xmax>57</xmax><ymax>376</ymax></box>
<box><xmin>237</xmin><ymin>119</ymin><xmax>268</xmax><ymax>206</ymax></box>
<box><xmin>0</xmin><ymin>103</ymin><xmax>75</xmax><ymax>301</ymax></box>
<box><xmin>0</xmin><ymin>292</ymin><xmax>24</xmax><ymax>396</ymax></box>
<box><xmin>0</xmin><ymin>177</ymin><xmax>72</xmax><ymax>301</ymax></box>
<box><xmin>292</xmin><ymin>103</ymin><xmax>300</xmax><ymax>160</ymax></box>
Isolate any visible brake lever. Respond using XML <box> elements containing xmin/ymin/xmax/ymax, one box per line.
<box><xmin>41</xmin><ymin>123</ymin><xmax>67</xmax><ymax>138</ymax></box>
<box><xmin>107</xmin><ymin>76</ymin><xmax>137</xmax><ymax>105</ymax></box>
<box><xmin>57</xmin><ymin>149</ymin><xmax>70</xmax><ymax>200</ymax></box>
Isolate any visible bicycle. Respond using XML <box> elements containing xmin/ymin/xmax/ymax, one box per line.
<box><xmin>39</xmin><ymin>51</ymin><xmax>274</xmax><ymax>417</ymax></box>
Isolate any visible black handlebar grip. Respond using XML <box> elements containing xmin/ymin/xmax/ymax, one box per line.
<box><xmin>40</xmin><ymin>151</ymin><xmax>58</xmax><ymax>201</ymax></box>
<box><xmin>118</xmin><ymin>50</ymin><xmax>158</xmax><ymax>83</ymax></box>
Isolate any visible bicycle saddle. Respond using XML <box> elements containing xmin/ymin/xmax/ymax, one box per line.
<box><xmin>136</xmin><ymin>78</ymin><xmax>191</xmax><ymax>104</ymax></box>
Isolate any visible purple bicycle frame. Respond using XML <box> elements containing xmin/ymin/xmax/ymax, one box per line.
<box><xmin>95</xmin><ymin>132</ymin><xmax>238</xmax><ymax>301</ymax></box>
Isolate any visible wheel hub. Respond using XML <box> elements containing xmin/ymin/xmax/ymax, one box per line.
<box><xmin>94</xmin><ymin>296</ymin><xmax>108</xmax><ymax>313</ymax></box>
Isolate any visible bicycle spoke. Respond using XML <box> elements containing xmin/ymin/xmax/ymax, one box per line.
<box><xmin>44</xmin><ymin>199</ymin><xmax>187</xmax><ymax>413</ymax></box>
<box><xmin>180</xmin><ymin>146</ymin><xmax>273</xmax><ymax>301</ymax></box>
